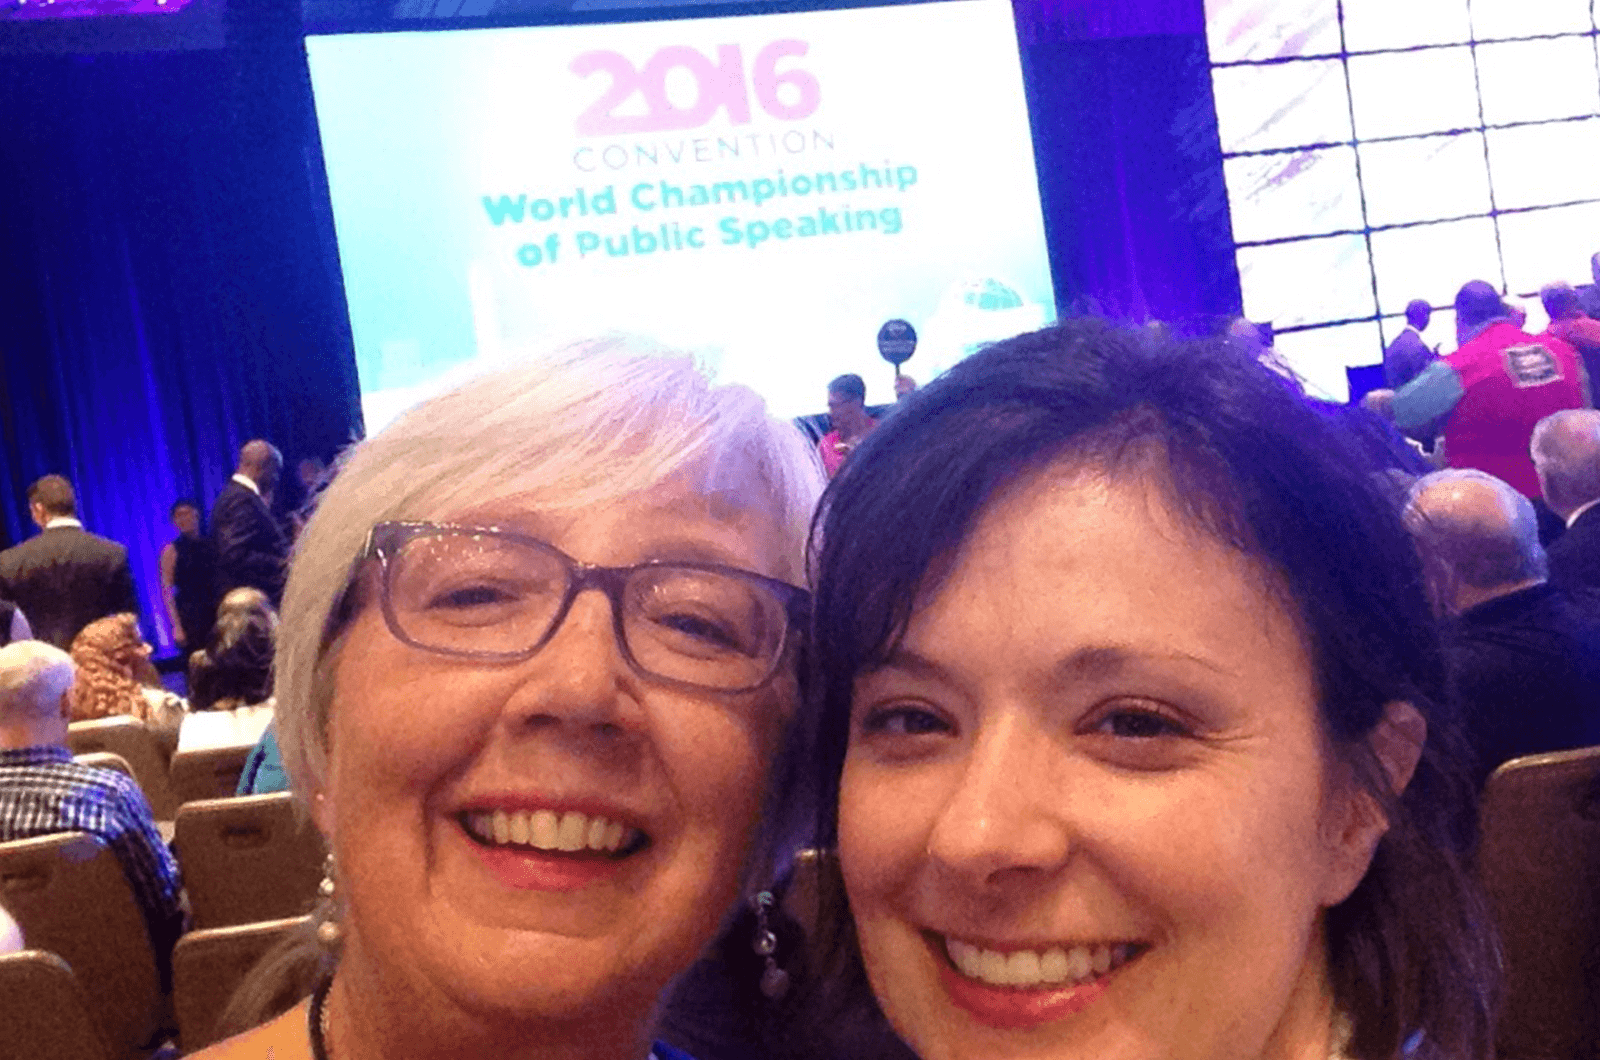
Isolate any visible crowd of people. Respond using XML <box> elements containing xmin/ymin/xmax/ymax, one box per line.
<box><xmin>0</xmin><ymin>268</ymin><xmax>1596</xmax><ymax>1060</ymax></box>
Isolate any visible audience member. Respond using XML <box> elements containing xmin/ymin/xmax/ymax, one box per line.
<box><xmin>212</xmin><ymin>440</ymin><xmax>290</xmax><ymax>605</ymax></box>
<box><xmin>1384</xmin><ymin>298</ymin><xmax>1436</xmax><ymax>389</ymax></box>
<box><xmin>893</xmin><ymin>373</ymin><xmax>917</xmax><ymax>400</ymax></box>
<box><xmin>1394</xmin><ymin>280</ymin><xmax>1587</xmax><ymax>500</ymax></box>
<box><xmin>159</xmin><ymin>499</ymin><xmax>219</xmax><ymax>655</ymax></box>
<box><xmin>1540</xmin><ymin>280</ymin><xmax>1600</xmax><ymax>384</ymax></box>
<box><xmin>818</xmin><ymin>373</ymin><xmax>877</xmax><ymax>478</ymax></box>
<box><xmin>1577</xmin><ymin>251</ymin><xmax>1600</xmax><ymax>320</ymax></box>
<box><xmin>188</xmin><ymin>587</ymin><xmax>276</xmax><ymax>712</ymax></box>
<box><xmin>68</xmin><ymin>614</ymin><xmax>186</xmax><ymax>759</ymax></box>
<box><xmin>1532</xmin><ymin>408</ymin><xmax>1600</xmax><ymax>590</ymax></box>
<box><xmin>1405</xmin><ymin>469</ymin><xmax>1600</xmax><ymax>787</ymax></box>
<box><xmin>0</xmin><ymin>600</ymin><xmax>31</xmax><ymax>648</ymax></box>
<box><xmin>235</xmin><ymin>722</ymin><xmax>287</xmax><ymax>796</ymax></box>
<box><xmin>0</xmin><ymin>641</ymin><xmax>185</xmax><ymax>977</ymax></box>
<box><xmin>0</xmin><ymin>475</ymin><xmax>139</xmax><ymax>650</ymax></box>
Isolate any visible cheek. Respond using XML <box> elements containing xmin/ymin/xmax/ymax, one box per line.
<box><xmin>836</xmin><ymin>759</ymin><xmax>926</xmax><ymax>911</ymax></box>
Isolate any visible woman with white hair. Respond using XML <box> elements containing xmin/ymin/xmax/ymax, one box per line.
<box><xmin>196</xmin><ymin>338</ymin><xmax>824</xmax><ymax>1060</ymax></box>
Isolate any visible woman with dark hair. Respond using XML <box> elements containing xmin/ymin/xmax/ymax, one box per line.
<box><xmin>189</xmin><ymin>587</ymin><xmax>277</xmax><ymax>712</ymax></box>
<box><xmin>160</xmin><ymin>499</ymin><xmax>219</xmax><ymax>654</ymax></box>
<box><xmin>804</xmin><ymin>321</ymin><xmax>1497</xmax><ymax>1060</ymax></box>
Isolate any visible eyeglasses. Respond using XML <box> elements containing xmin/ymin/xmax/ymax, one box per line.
<box><xmin>360</xmin><ymin>521</ymin><xmax>809</xmax><ymax>694</ymax></box>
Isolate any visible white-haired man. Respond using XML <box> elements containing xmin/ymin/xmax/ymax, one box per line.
<box><xmin>1532</xmin><ymin>408</ymin><xmax>1600</xmax><ymax>590</ymax></box>
<box><xmin>1404</xmin><ymin>469</ymin><xmax>1600</xmax><ymax>787</ymax></box>
<box><xmin>0</xmin><ymin>641</ymin><xmax>185</xmax><ymax>975</ymax></box>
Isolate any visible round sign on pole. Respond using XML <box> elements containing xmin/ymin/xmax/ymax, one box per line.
<box><xmin>877</xmin><ymin>319</ymin><xmax>918</xmax><ymax>366</ymax></box>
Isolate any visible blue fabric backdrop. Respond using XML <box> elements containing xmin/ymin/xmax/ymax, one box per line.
<box><xmin>0</xmin><ymin>0</ymin><xmax>362</xmax><ymax>649</ymax></box>
<box><xmin>0</xmin><ymin>0</ymin><xmax>1237</xmax><ymax>651</ymax></box>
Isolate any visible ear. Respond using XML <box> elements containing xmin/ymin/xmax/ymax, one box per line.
<box><xmin>1318</xmin><ymin>701</ymin><xmax>1426</xmax><ymax>906</ymax></box>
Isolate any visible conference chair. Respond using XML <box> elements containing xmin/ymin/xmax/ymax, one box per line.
<box><xmin>174</xmin><ymin>915</ymin><xmax>311</xmax><ymax>1051</ymax></box>
<box><xmin>169</xmin><ymin>744</ymin><xmax>252</xmax><ymax>805</ymax></box>
<box><xmin>0</xmin><ymin>950</ymin><xmax>111</xmax><ymax>1060</ymax></box>
<box><xmin>65</xmin><ymin>716</ymin><xmax>179</xmax><ymax>819</ymax></box>
<box><xmin>0</xmin><ymin>833</ymin><xmax>165</xmax><ymax>1060</ymax></box>
<box><xmin>72</xmin><ymin>751</ymin><xmax>136</xmax><ymax>781</ymax></box>
<box><xmin>1479</xmin><ymin>745</ymin><xmax>1600</xmax><ymax>1060</ymax></box>
<box><xmin>173</xmin><ymin>792</ymin><xmax>325</xmax><ymax>930</ymax></box>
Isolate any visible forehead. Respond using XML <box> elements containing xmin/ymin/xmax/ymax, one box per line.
<box><xmin>907</xmin><ymin>456</ymin><xmax>1310</xmax><ymax>678</ymax></box>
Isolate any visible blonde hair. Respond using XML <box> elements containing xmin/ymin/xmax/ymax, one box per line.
<box><xmin>275</xmin><ymin>337</ymin><xmax>825</xmax><ymax>804</ymax></box>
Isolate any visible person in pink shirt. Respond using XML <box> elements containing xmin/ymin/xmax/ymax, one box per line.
<box><xmin>1395</xmin><ymin>281</ymin><xmax>1589</xmax><ymax>500</ymax></box>
<box><xmin>818</xmin><ymin>373</ymin><xmax>878</xmax><ymax>479</ymax></box>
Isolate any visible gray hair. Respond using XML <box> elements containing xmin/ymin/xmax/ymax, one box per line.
<box><xmin>1404</xmin><ymin>468</ymin><xmax>1547</xmax><ymax>590</ymax></box>
<box><xmin>0</xmin><ymin>641</ymin><xmax>74</xmax><ymax>723</ymax></box>
<box><xmin>274</xmin><ymin>337</ymin><xmax>826</xmax><ymax>803</ymax></box>
<box><xmin>1531</xmin><ymin>408</ymin><xmax>1600</xmax><ymax>516</ymax></box>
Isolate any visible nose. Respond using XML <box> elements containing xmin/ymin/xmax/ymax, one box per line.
<box><xmin>500</xmin><ymin>587</ymin><xmax>640</xmax><ymax>741</ymax></box>
<box><xmin>924</xmin><ymin>709</ymin><xmax>1072</xmax><ymax>889</ymax></box>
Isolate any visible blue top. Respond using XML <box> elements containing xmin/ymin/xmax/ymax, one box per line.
<box><xmin>236</xmin><ymin>722</ymin><xmax>290</xmax><ymax>795</ymax></box>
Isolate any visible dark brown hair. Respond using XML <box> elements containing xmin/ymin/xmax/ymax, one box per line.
<box><xmin>800</xmin><ymin>320</ymin><xmax>1498</xmax><ymax>1060</ymax></box>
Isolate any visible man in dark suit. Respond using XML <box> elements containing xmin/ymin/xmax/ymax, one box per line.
<box><xmin>1404</xmin><ymin>469</ymin><xmax>1600</xmax><ymax>788</ymax></box>
<box><xmin>1533</xmin><ymin>409</ymin><xmax>1600</xmax><ymax>591</ymax></box>
<box><xmin>211</xmin><ymin>440</ymin><xmax>289</xmax><ymax>606</ymax></box>
<box><xmin>1383</xmin><ymin>298</ymin><xmax>1436</xmax><ymax>390</ymax></box>
<box><xmin>0</xmin><ymin>475</ymin><xmax>139</xmax><ymax>650</ymax></box>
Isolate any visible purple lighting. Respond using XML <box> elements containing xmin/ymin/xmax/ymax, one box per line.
<box><xmin>2</xmin><ymin>0</ymin><xmax>193</xmax><ymax>20</ymax></box>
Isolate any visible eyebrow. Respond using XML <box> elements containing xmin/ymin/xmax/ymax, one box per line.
<box><xmin>864</xmin><ymin>642</ymin><xmax>1233</xmax><ymax>683</ymax></box>
<box><xmin>1056</xmin><ymin>644</ymin><xmax>1234</xmax><ymax>681</ymax></box>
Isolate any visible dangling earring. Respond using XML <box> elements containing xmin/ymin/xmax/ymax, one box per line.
<box><xmin>315</xmin><ymin>852</ymin><xmax>343</xmax><ymax>948</ymax></box>
<box><xmin>751</xmin><ymin>890</ymin><xmax>789</xmax><ymax>1000</ymax></box>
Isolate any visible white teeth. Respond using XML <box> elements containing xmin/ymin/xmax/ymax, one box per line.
<box><xmin>1066</xmin><ymin>946</ymin><xmax>1091</xmax><ymax>981</ymax></box>
<box><xmin>464</xmin><ymin>809</ymin><xmax>638</xmax><ymax>855</ymax></box>
<box><xmin>1040</xmin><ymin>947</ymin><xmax>1068</xmax><ymax>983</ymax></box>
<box><xmin>530</xmin><ymin>810</ymin><xmax>559</xmax><ymax>849</ymax></box>
<box><xmin>556</xmin><ymin>812</ymin><xmax>586</xmax><ymax>851</ymax></box>
<box><xmin>944</xmin><ymin>936</ymin><xmax>1139</xmax><ymax>990</ymax></box>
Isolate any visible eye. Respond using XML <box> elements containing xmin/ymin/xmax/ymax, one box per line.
<box><xmin>651</xmin><ymin>609</ymin><xmax>748</xmax><ymax>654</ymax></box>
<box><xmin>428</xmin><ymin>583</ymin><xmax>515</xmax><ymax>610</ymax></box>
<box><xmin>857</xmin><ymin>704</ymin><xmax>952</xmax><ymax>738</ymax></box>
<box><xmin>1091</xmin><ymin>708</ymin><xmax>1190</xmax><ymax>740</ymax></box>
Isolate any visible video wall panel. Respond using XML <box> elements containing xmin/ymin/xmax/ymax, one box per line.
<box><xmin>1207</xmin><ymin>0</ymin><xmax>1600</xmax><ymax>401</ymax></box>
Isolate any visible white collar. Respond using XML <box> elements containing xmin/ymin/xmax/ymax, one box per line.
<box><xmin>1567</xmin><ymin>497</ymin><xmax>1600</xmax><ymax>528</ymax></box>
<box><xmin>43</xmin><ymin>517</ymin><xmax>82</xmax><ymax>530</ymax></box>
<box><xmin>231</xmin><ymin>473</ymin><xmax>262</xmax><ymax>497</ymax></box>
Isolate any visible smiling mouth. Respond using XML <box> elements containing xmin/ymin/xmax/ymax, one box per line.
<box><xmin>459</xmin><ymin>809</ymin><xmax>649</xmax><ymax>859</ymax></box>
<box><xmin>940</xmin><ymin>934</ymin><xmax>1145</xmax><ymax>990</ymax></box>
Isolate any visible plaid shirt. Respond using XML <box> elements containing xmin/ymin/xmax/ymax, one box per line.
<box><xmin>0</xmin><ymin>745</ymin><xmax>186</xmax><ymax>965</ymax></box>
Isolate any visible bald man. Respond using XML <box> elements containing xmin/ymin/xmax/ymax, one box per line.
<box><xmin>211</xmin><ymin>439</ymin><xmax>289</xmax><ymax>605</ymax></box>
<box><xmin>1532</xmin><ymin>409</ymin><xmax>1600</xmax><ymax>590</ymax></box>
<box><xmin>1395</xmin><ymin>281</ymin><xmax>1587</xmax><ymax>501</ymax></box>
<box><xmin>0</xmin><ymin>642</ymin><xmax>185</xmax><ymax>977</ymax></box>
<box><xmin>1405</xmin><ymin>470</ymin><xmax>1600</xmax><ymax>786</ymax></box>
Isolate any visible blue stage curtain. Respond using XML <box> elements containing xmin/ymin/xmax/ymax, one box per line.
<box><xmin>1014</xmin><ymin>0</ymin><xmax>1241</xmax><ymax>329</ymax></box>
<box><xmin>0</xmin><ymin>0</ymin><xmax>362</xmax><ymax>651</ymax></box>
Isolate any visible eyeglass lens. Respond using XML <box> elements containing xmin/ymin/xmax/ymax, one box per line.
<box><xmin>383</xmin><ymin>530</ymin><xmax>789</xmax><ymax>690</ymax></box>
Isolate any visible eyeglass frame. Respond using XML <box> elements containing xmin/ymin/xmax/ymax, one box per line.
<box><xmin>355</xmin><ymin>520</ymin><xmax>811</xmax><ymax>695</ymax></box>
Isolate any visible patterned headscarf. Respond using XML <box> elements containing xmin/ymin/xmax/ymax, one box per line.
<box><xmin>68</xmin><ymin>613</ymin><xmax>161</xmax><ymax>722</ymax></box>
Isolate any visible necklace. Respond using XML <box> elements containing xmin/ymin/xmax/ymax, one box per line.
<box><xmin>309</xmin><ymin>978</ymin><xmax>662</xmax><ymax>1060</ymax></box>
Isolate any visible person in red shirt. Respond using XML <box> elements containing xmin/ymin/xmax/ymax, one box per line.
<box><xmin>1540</xmin><ymin>281</ymin><xmax>1600</xmax><ymax>386</ymax></box>
<box><xmin>818</xmin><ymin>373</ymin><xmax>878</xmax><ymax>479</ymax></box>
<box><xmin>1395</xmin><ymin>280</ymin><xmax>1589</xmax><ymax>499</ymax></box>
